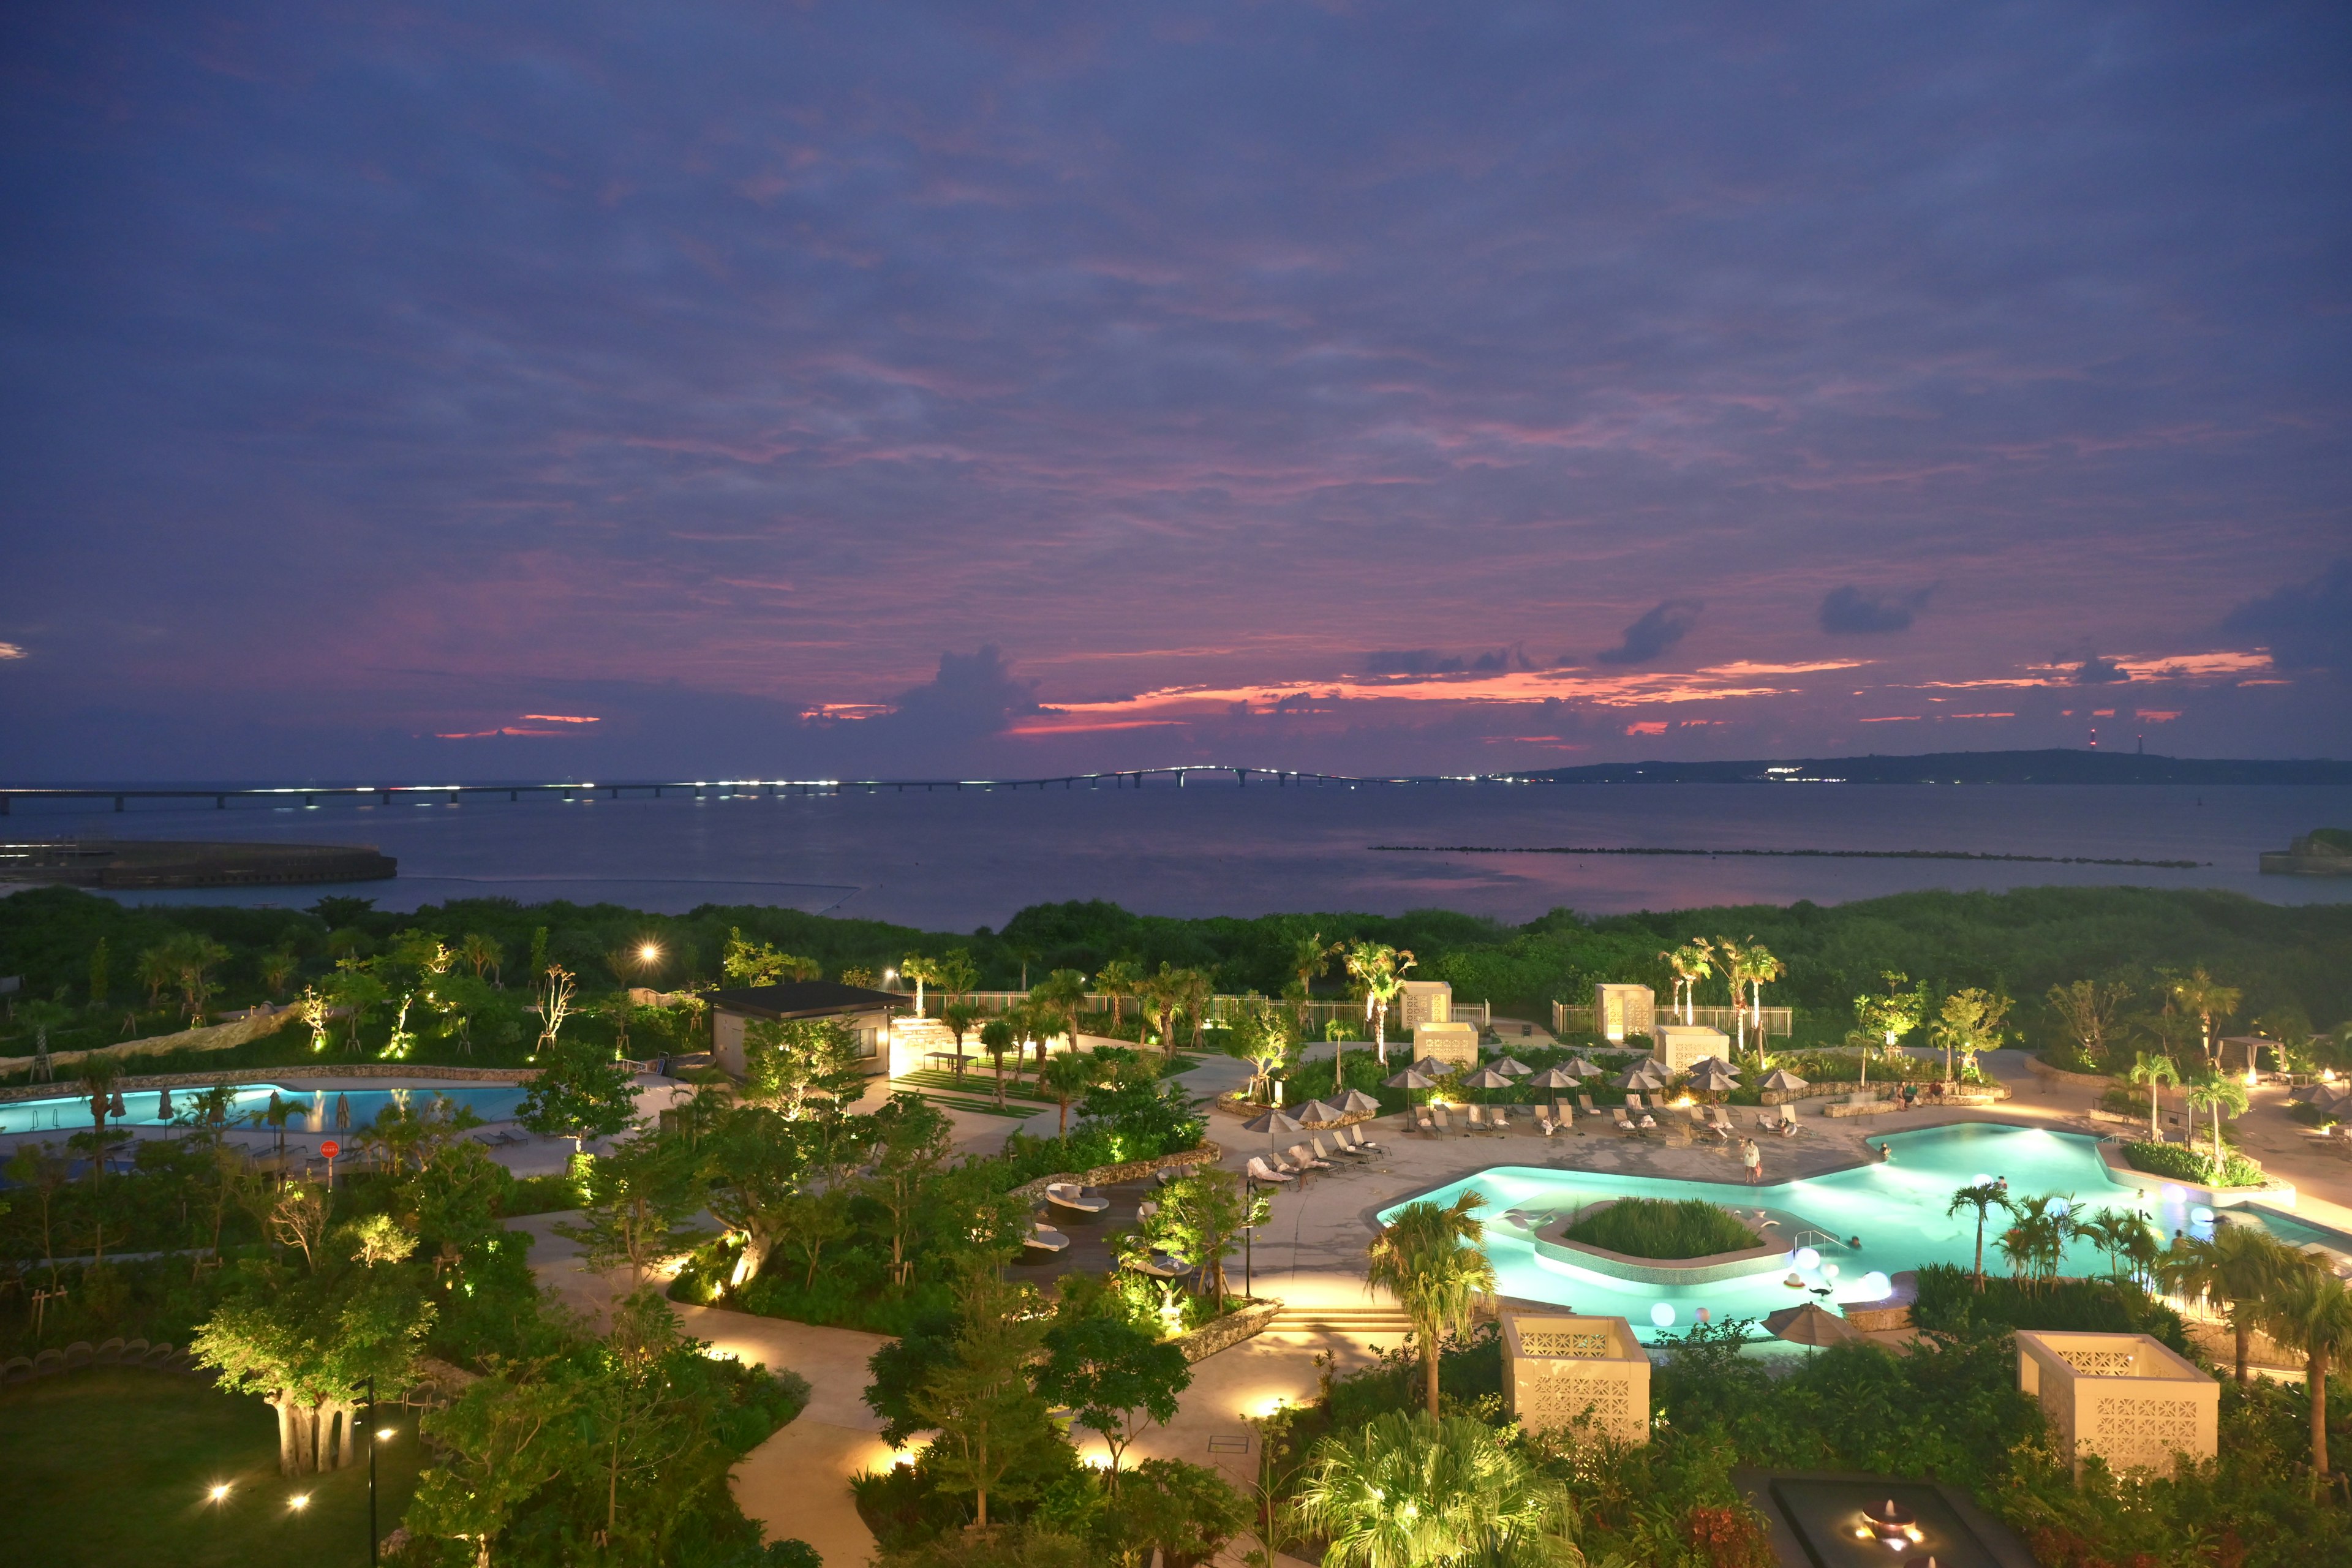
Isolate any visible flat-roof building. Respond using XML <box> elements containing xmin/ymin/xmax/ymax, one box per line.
<box><xmin>708</xmin><ymin>981</ymin><xmax>907</xmax><ymax>1080</ymax></box>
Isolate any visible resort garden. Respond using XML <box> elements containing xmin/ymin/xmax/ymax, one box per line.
<box><xmin>4</xmin><ymin>882</ymin><xmax>2352</xmax><ymax>1565</ymax></box>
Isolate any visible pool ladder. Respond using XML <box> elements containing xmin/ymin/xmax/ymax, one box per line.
<box><xmin>1790</xmin><ymin>1228</ymin><xmax>1857</xmax><ymax>1253</ymax></box>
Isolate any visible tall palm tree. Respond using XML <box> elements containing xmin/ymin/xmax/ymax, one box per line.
<box><xmin>978</xmin><ymin>1018</ymin><xmax>1017</xmax><ymax>1108</ymax></box>
<box><xmin>2264</xmin><ymin>1262</ymin><xmax>2352</xmax><ymax>1478</ymax></box>
<box><xmin>2128</xmin><ymin>1051</ymin><xmax>2183</xmax><ymax>1142</ymax></box>
<box><xmin>1742</xmin><ymin>943</ymin><xmax>1784</xmax><ymax>1037</ymax></box>
<box><xmin>2168</xmin><ymin>968</ymin><xmax>2242</xmax><ymax>1068</ymax></box>
<box><xmin>1291</xmin><ymin>1409</ymin><xmax>1572</xmax><ymax>1568</ymax></box>
<box><xmin>1659</xmin><ymin>940</ymin><xmax>1714</xmax><ymax>1026</ymax></box>
<box><xmin>1038</xmin><ymin>1050</ymin><xmax>1099</xmax><ymax>1138</ymax></box>
<box><xmin>898</xmin><ymin>953</ymin><xmax>942</xmax><ymax>1016</ymax></box>
<box><xmin>1344</xmin><ymin>942</ymin><xmax>1416</xmax><ymax>1067</ymax></box>
<box><xmin>1031</xmin><ymin>969</ymin><xmax>1090</xmax><ymax>1072</ymax></box>
<box><xmin>1945</xmin><ymin>1182</ymin><xmax>2015</xmax><ymax>1292</ymax></box>
<box><xmin>1140</xmin><ymin>965</ymin><xmax>1188</xmax><ymax>1060</ymax></box>
<box><xmin>1365</xmin><ymin>1191</ymin><xmax>1496</xmax><ymax>1417</ymax></box>
<box><xmin>2075</xmin><ymin>1210</ymin><xmax>2158</xmax><ymax>1283</ymax></box>
<box><xmin>2186</xmin><ymin>1076</ymin><xmax>2250</xmax><ymax>1175</ymax></box>
<box><xmin>2159</xmin><ymin>1224</ymin><xmax>2299</xmax><ymax>1384</ymax></box>
<box><xmin>1291</xmin><ymin>930</ymin><xmax>1340</xmax><ymax>1023</ymax></box>
<box><xmin>76</xmin><ymin>1055</ymin><xmax>124</xmax><ymax>1182</ymax></box>
<box><xmin>1093</xmin><ymin>958</ymin><xmax>1142</xmax><ymax>1030</ymax></box>
<box><xmin>1997</xmin><ymin>1195</ymin><xmax>2072</xmax><ymax>1293</ymax></box>
<box><xmin>940</xmin><ymin>1001</ymin><xmax>981</xmax><ymax>1082</ymax></box>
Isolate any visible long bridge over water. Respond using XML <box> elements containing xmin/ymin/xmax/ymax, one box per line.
<box><xmin>0</xmin><ymin>766</ymin><xmax>1558</xmax><ymax>815</ymax></box>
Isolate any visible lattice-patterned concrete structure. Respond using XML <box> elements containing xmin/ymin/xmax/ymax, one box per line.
<box><xmin>1413</xmin><ymin>1020</ymin><xmax>1480</xmax><ymax>1068</ymax></box>
<box><xmin>1503</xmin><ymin>1313</ymin><xmax>1650</xmax><ymax>1445</ymax></box>
<box><xmin>1593</xmin><ymin>984</ymin><xmax>1654</xmax><ymax>1042</ymax></box>
<box><xmin>1651</xmin><ymin>1023</ymin><xmax>1729</xmax><ymax>1072</ymax></box>
<box><xmin>1398</xmin><ymin>981</ymin><xmax>1453</xmax><ymax>1030</ymax></box>
<box><xmin>2016</xmin><ymin>1330</ymin><xmax>2217</xmax><ymax>1477</ymax></box>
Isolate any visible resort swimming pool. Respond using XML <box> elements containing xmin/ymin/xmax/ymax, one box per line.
<box><xmin>0</xmin><ymin>1081</ymin><xmax>531</xmax><ymax>1137</ymax></box>
<box><xmin>1380</xmin><ymin>1124</ymin><xmax>2277</xmax><ymax>1341</ymax></box>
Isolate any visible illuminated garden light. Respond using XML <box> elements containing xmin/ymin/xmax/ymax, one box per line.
<box><xmin>207</xmin><ymin>1483</ymin><xmax>230</xmax><ymax>1502</ymax></box>
<box><xmin>287</xmin><ymin>1493</ymin><xmax>310</xmax><ymax>1510</ymax></box>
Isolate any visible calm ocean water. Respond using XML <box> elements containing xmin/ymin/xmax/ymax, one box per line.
<box><xmin>6</xmin><ymin>782</ymin><xmax>2349</xmax><ymax>928</ymax></box>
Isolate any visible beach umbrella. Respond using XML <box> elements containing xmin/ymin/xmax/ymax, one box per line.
<box><xmin>334</xmin><ymin>1093</ymin><xmax>351</xmax><ymax>1132</ymax></box>
<box><xmin>1763</xmin><ymin>1302</ymin><xmax>1863</xmax><ymax>1348</ymax></box>
<box><xmin>1689</xmin><ymin>1056</ymin><xmax>1739</xmax><ymax>1079</ymax></box>
<box><xmin>1611</xmin><ymin>1064</ymin><xmax>1665</xmax><ymax>1090</ymax></box>
<box><xmin>1460</xmin><ymin>1067</ymin><xmax>1514</xmax><ymax>1090</ymax></box>
<box><xmin>1760</xmin><ymin>1068</ymin><xmax>1809</xmax><ymax>1093</ymax></box>
<box><xmin>1241</xmin><ymin>1107</ymin><xmax>1302</xmax><ymax>1161</ymax></box>
<box><xmin>1565</xmin><ymin>1057</ymin><xmax>1603</xmax><ymax>1080</ymax></box>
<box><xmin>2289</xmin><ymin>1082</ymin><xmax>2351</xmax><ymax>1109</ymax></box>
<box><xmin>1526</xmin><ymin>1066</ymin><xmax>1581</xmax><ymax>1090</ymax></box>
<box><xmin>1292</xmin><ymin>1098</ymin><xmax>1344</xmax><ymax>1128</ymax></box>
<box><xmin>1691</xmin><ymin>1066</ymin><xmax>1740</xmax><ymax>1095</ymax></box>
<box><xmin>1382</xmin><ymin>1067</ymin><xmax>1436</xmax><ymax>1090</ymax></box>
<box><xmin>1334</xmin><ymin>1088</ymin><xmax>1382</xmax><ymax>1116</ymax></box>
<box><xmin>108</xmin><ymin>1089</ymin><xmax>128</xmax><ymax>1118</ymax></box>
<box><xmin>1490</xmin><ymin>1057</ymin><xmax>1533</xmax><ymax>1077</ymax></box>
<box><xmin>155</xmin><ymin>1088</ymin><xmax>173</xmax><ymax>1121</ymax></box>
<box><xmin>1409</xmin><ymin>1057</ymin><xmax>1453</xmax><ymax>1079</ymax></box>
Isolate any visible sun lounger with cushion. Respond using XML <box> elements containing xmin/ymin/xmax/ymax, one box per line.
<box><xmin>1613</xmin><ymin>1107</ymin><xmax>1636</xmax><ymax>1132</ymax></box>
<box><xmin>1464</xmin><ymin>1105</ymin><xmax>1488</xmax><ymax>1134</ymax></box>
<box><xmin>1430</xmin><ymin>1106</ymin><xmax>1452</xmax><ymax>1135</ymax></box>
<box><xmin>1342</xmin><ymin>1124</ymin><xmax>1383</xmax><ymax>1153</ymax></box>
<box><xmin>1316</xmin><ymin>1134</ymin><xmax>1363</xmax><ymax>1161</ymax></box>
<box><xmin>1023</xmin><ymin>1223</ymin><xmax>1071</xmax><ymax>1254</ymax></box>
<box><xmin>1287</xmin><ymin>1142</ymin><xmax>1334</xmax><ymax>1171</ymax></box>
<box><xmin>1578</xmin><ymin>1093</ymin><xmax>1597</xmax><ymax>1115</ymax></box>
<box><xmin>1245</xmin><ymin>1156</ymin><xmax>1295</xmax><ymax>1183</ymax></box>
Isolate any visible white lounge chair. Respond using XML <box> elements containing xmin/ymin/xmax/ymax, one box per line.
<box><xmin>1023</xmin><ymin>1223</ymin><xmax>1071</xmax><ymax>1254</ymax></box>
<box><xmin>1287</xmin><ymin>1142</ymin><xmax>1334</xmax><ymax>1172</ymax></box>
<box><xmin>1044</xmin><ymin>1182</ymin><xmax>1109</xmax><ymax>1215</ymax></box>
<box><xmin>1612</xmin><ymin>1107</ymin><xmax>1636</xmax><ymax>1133</ymax></box>
<box><xmin>1577</xmin><ymin>1093</ymin><xmax>1598</xmax><ymax>1116</ymax></box>
<box><xmin>1246</xmin><ymin>1156</ymin><xmax>1295</xmax><ymax>1184</ymax></box>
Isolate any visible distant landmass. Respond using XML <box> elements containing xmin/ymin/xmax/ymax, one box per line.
<box><xmin>1514</xmin><ymin>749</ymin><xmax>2352</xmax><ymax>786</ymax></box>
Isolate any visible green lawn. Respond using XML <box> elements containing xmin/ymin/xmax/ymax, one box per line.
<box><xmin>0</xmin><ymin>1369</ymin><xmax>425</xmax><ymax>1567</ymax></box>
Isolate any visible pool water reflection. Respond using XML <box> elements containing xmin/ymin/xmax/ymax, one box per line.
<box><xmin>1379</xmin><ymin>1124</ymin><xmax>2249</xmax><ymax>1341</ymax></box>
<box><xmin>0</xmin><ymin>1081</ymin><xmax>529</xmax><ymax>1137</ymax></box>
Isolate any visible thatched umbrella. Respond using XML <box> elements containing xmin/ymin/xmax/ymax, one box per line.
<box><xmin>1763</xmin><ymin>1302</ymin><xmax>1863</xmax><ymax>1348</ymax></box>
<box><xmin>1760</xmin><ymin>1068</ymin><xmax>1809</xmax><ymax>1094</ymax></box>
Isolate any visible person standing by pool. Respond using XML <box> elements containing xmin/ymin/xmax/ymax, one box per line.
<box><xmin>1741</xmin><ymin>1138</ymin><xmax>1762</xmax><ymax>1185</ymax></box>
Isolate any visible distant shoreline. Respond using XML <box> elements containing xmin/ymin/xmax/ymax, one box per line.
<box><xmin>1371</xmin><ymin>845</ymin><xmax>2209</xmax><ymax>868</ymax></box>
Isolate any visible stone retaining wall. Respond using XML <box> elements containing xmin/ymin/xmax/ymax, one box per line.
<box><xmin>2030</xmin><ymin>1057</ymin><xmax>2118</xmax><ymax>1090</ymax></box>
<box><xmin>0</xmin><ymin>1005</ymin><xmax>304</xmax><ymax>1080</ymax></box>
<box><xmin>1009</xmin><ymin>1142</ymin><xmax>1223</xmax><ymax>1204</ymax></box>
<box><xmin>1172</xmin><ymin>1297</ymin><xmax>1283</xmax><ymax>1363</ymax></box>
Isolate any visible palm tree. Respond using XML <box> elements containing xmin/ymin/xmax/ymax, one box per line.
<box><xmin>2186</xmin><ymin>1075</ymin><xmax>2250</xmax><ymax>1176</ymax></box>
<box><xmin>1039</xmin><ymin>1050</ymin><xmax>1098</xmax><ymax>1137</ymax></box>
<box><xmin>2264</xmin><ymin>1262</ymin><xmax>2352</xmax><ymax>1478</ymax></box>
<box><xmin>1291</xmin><ymin>931</ymin><xmax>1341</xmax><ymax>1028</ymax></box>
<box><xmin>979</xmin><ymin>1018</ymin><xmax>1017</xmax><ymax>1108</ymax></box>
<box><xmin>1031</xmin><ymin>968</ymin><xmax>1090</xmax><ymax>1071</ymax></box>
<box><xmin>2075</xmin><ymin>1210</ymin><xmax>2158</xmax><ymax>1283</ymax></box>
<box><xmin>2128</xmin><ymin>1051</ymin><xmax>2183</xmax><ymax>1142</ymax></box>
<box><xmin>1093</xmin><ymin>958</ymin><xmax>1142</xmax><ymax>1030</ymax></box>
<box><xmin>1659</xmin><ymin>940</ymin><xmax>1714</xmax><ymax>1026</ymax></box>
<box><xmin>72</xmin><ymin>1054</ymin><xmax>130</xmax><ymax>1183</ymax></box>
<box><xmin>2168</xmin><ymin>968</ymin><xmax>2242</xmax><ymax>1068</ymax></box>
<box><xmin>1344</xmin><ymin>942</ymin><xmax>1415</xmax><ymax>1066</ymax></box>
<box><xmin>899</xmin><ymin>953</ymin><xmax>944</xmax><ymax>1017</ymax></box>
<box><xmin>1365</xmin><ymin>1192</ymin><xmax>1496</xmax><ymax>1417</ymax></box>
<box><xmin>1997</xmin><ymin>1195</ymin><xmax>2072</xmax><ymax>1292</ymax></box>
<box><xmin>458</xmin><ymin>932</ymin><xmax>503</xmax><ymax>981</ymax></box>
<box><xmin>1742</xmin><ymin>943</ymin><xmax>1784</xmax><ymax>1039</ymax></box>
<box><xmin>1292</xmin><ymin>1409</ymin><xmax>1572</xmax><ymax>1568</ymax></box>
<box><xmin>1946</xmin><ymin>1181</ymin><xmax>2015</xmax><ymax>1292</ymax></box>
<box><xmin>940</xmin><ymin>1001</ymin><xmax>981</xmax><ymax>1081</ymax></box>
<box><xmin>2160</xmin><ymin>1223</ymin><xmax>2298</xmax><ymax>1384</ymax></box>
<box><xmin>1139</xmin><ymin>965</ymin><xmax>1188</xmax><ymax>1060</ymax></box>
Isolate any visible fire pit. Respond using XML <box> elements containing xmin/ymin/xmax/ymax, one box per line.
<box><xmin>1859</xmin><ymin>1496</ymin><xmax>1924</xmax><ymax>1548</ymax></box>
<box><xmin>1748</xmin><ymin>1476</ymin><xmax>2026</xmax><ymax>1568</ymax></box>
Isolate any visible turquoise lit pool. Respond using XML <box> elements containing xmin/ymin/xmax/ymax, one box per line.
<box><xmin>0</xmin><ymin>1082</ymin><xmax>530</xmax><ymax>1137</ymax></box>
<box><xmin>1380</xmin><ymin>1123</ymin><xmax>2253</xmax><ymax>1341</ymax></box>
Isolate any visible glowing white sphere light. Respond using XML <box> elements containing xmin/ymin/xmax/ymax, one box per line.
<box><xmin>1650</xmin><ymin>1302</ymin><xmax>1676</xmax><ymax>1328</ymax></box>
<box><xmin>1858</xmin><ymin>1272</ymin><xmax>1893</xmax><ymax>1299</ymax></box>
<box><xmin>1793</xmin><ymin>1246</ymin><xmax>1822</xmax><ymax>1270</ymax></box>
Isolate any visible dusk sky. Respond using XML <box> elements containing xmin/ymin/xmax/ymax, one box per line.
<box><xmin>3</xmin><ymin>2</ymin><xmax>2347</xmax><ymax>781</ymax></box>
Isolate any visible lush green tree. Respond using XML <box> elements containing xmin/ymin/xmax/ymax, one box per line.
<box><xmin>981</xmin><ymin>1016</ymin><xmax>1019</xmax><ymax>1106</ymax></box>
<box><xmin>192</xmin><ymin>1262</ymin><xmax>436</xmax><ymax>1476</ymax></box>
<box><xmin>1931</xmin><ymin>987</ymin><xmax>2009</xmax><ymax>1082</ymax></box>
<box><xmin>1095</xmin><ymin>957</ymin><xmax>1144</xmax><ymax>1030</ymax></box>
<box><xmin>2188</xmin><ymin>1072</ymin><xmax>2252</xmax><ymax>1171</ymax></box>
<box><xmin>726</xmin><ymin>927</ymin><xmax>821</xmax><ymax>987</ymax></box>
<box><xmin>1994</xmin><ymin>1194</ymin><xmax>2072</xmax><ymax>1292</ymax></box>
<box><xmin>911</xmin><ymin>1276</ymin><xmax>1063</xmax><ymax>1528</ymax></box>
<box><xmin>407</xmin><ymin>1354</ymin><xmax>582</xmax><ymax>1568</ymax></box>
<box><xmin>744</xmin><ymin>1015</ymin><xmax>866</xmax><ymax>1118</ymax></box>
<box><xmin>864</xmin><ymin>1094</ymin><xmax>954</xmax><ymax>1290</ymax></box>
<box><xmin>1366</xmin><ymin>1192</ymin><xmax>1496</xmax><ymax>1417</ymax></box>
<box><xmin>698</xmin><ymin>1104</ymin><xmax>811</xmax><ymax>1288</ymax></box>
<box><xmin>1222</xmin><ymin>995</ymin><xmax>1295</xmax><ymax>1104</ymax></box>
<box><xmin>1038</xmin><ymin>1306</ymin><xmax>1191</xmax><ymax>1487</ymax></box>
<box><xmin>1852</xmin><ymin>970</ymin><xmax>1926</xmax><ymax>1085</ymax></box>
<box><xmin>2073</xmin><ymin>1208</ymin><xmax>2159</xmax><ymax>1283</ymax></box>
<box><xmin>1659</xmin><ymin>938</ymin><xmax>1714</xmax><ymax>1025</ymax></box>
<box><xmin>1032</xmin><ymin>967</ymin><xmax>1090</xmax><ymax>1065</ymax></box>
<box><xmin>5</xmin><ymin>1141</ymin><xmax>72</xmax><ymax>1276</ymax></box>
<box><xmin>518</xmin><ymin>1035</ymin><xmax>641</xmax><ymax>1152</ymax></box>
<box><xmin>1148</xmin><ymin>1168</ymin><xmax>1266</xmax><ymax>1311</ymax></box>
<box><xmin>86</xmin><ymin>934</ymin><xmax>108</xmax><ymax>1011</ymax></box>
<box><xmin>1292</xmin><ymin>1409</ymin><xmax>1575</xmax><ymax>1568</ymax></box>
<box><xmin>1104</xmin><ymin>1458</ymin><xmax>1249</xmax><ymax>1567</ymax></box>
<box><xmin>2046</xmin><ymin>976</ymin><xmax>2132</xmax><ymax>1065</ymax></box>
<box><xmin>940</xmin><ymin>1000</ymin><xmax>982</xmax><ymax>1081</ymax></box>
<box><xmin>1138</xmin><ymin>964</ymin><xmax>1191</xmax><ymax>1060</ymax></box>
<box><xmin>559</xmin><ymin>1133</ymin><xmax>709</xmax><ymax>1291</ymax></box>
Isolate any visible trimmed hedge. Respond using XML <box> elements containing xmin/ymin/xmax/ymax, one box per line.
<box><xmin>2124</xmin><ymin>1139</ymin><xmax>2267</xmax><ymax>1189</ymax></box>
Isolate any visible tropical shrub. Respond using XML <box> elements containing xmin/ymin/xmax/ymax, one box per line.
<box><xmin>1562</xmin><ymin>1198</ymin><xmax>1757</xmax><ymax>1259</ymax></box>
<box><xmin>2123</xmin><ymin>1140</ymin><xmax>2268</xmax><ymax>1189</ymax></box>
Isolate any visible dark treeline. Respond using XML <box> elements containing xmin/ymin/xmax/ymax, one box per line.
<box><xmin>3</xmin><ymin>884</ymin><xmax>2348</xmax><ymax>1066</ymax></box>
